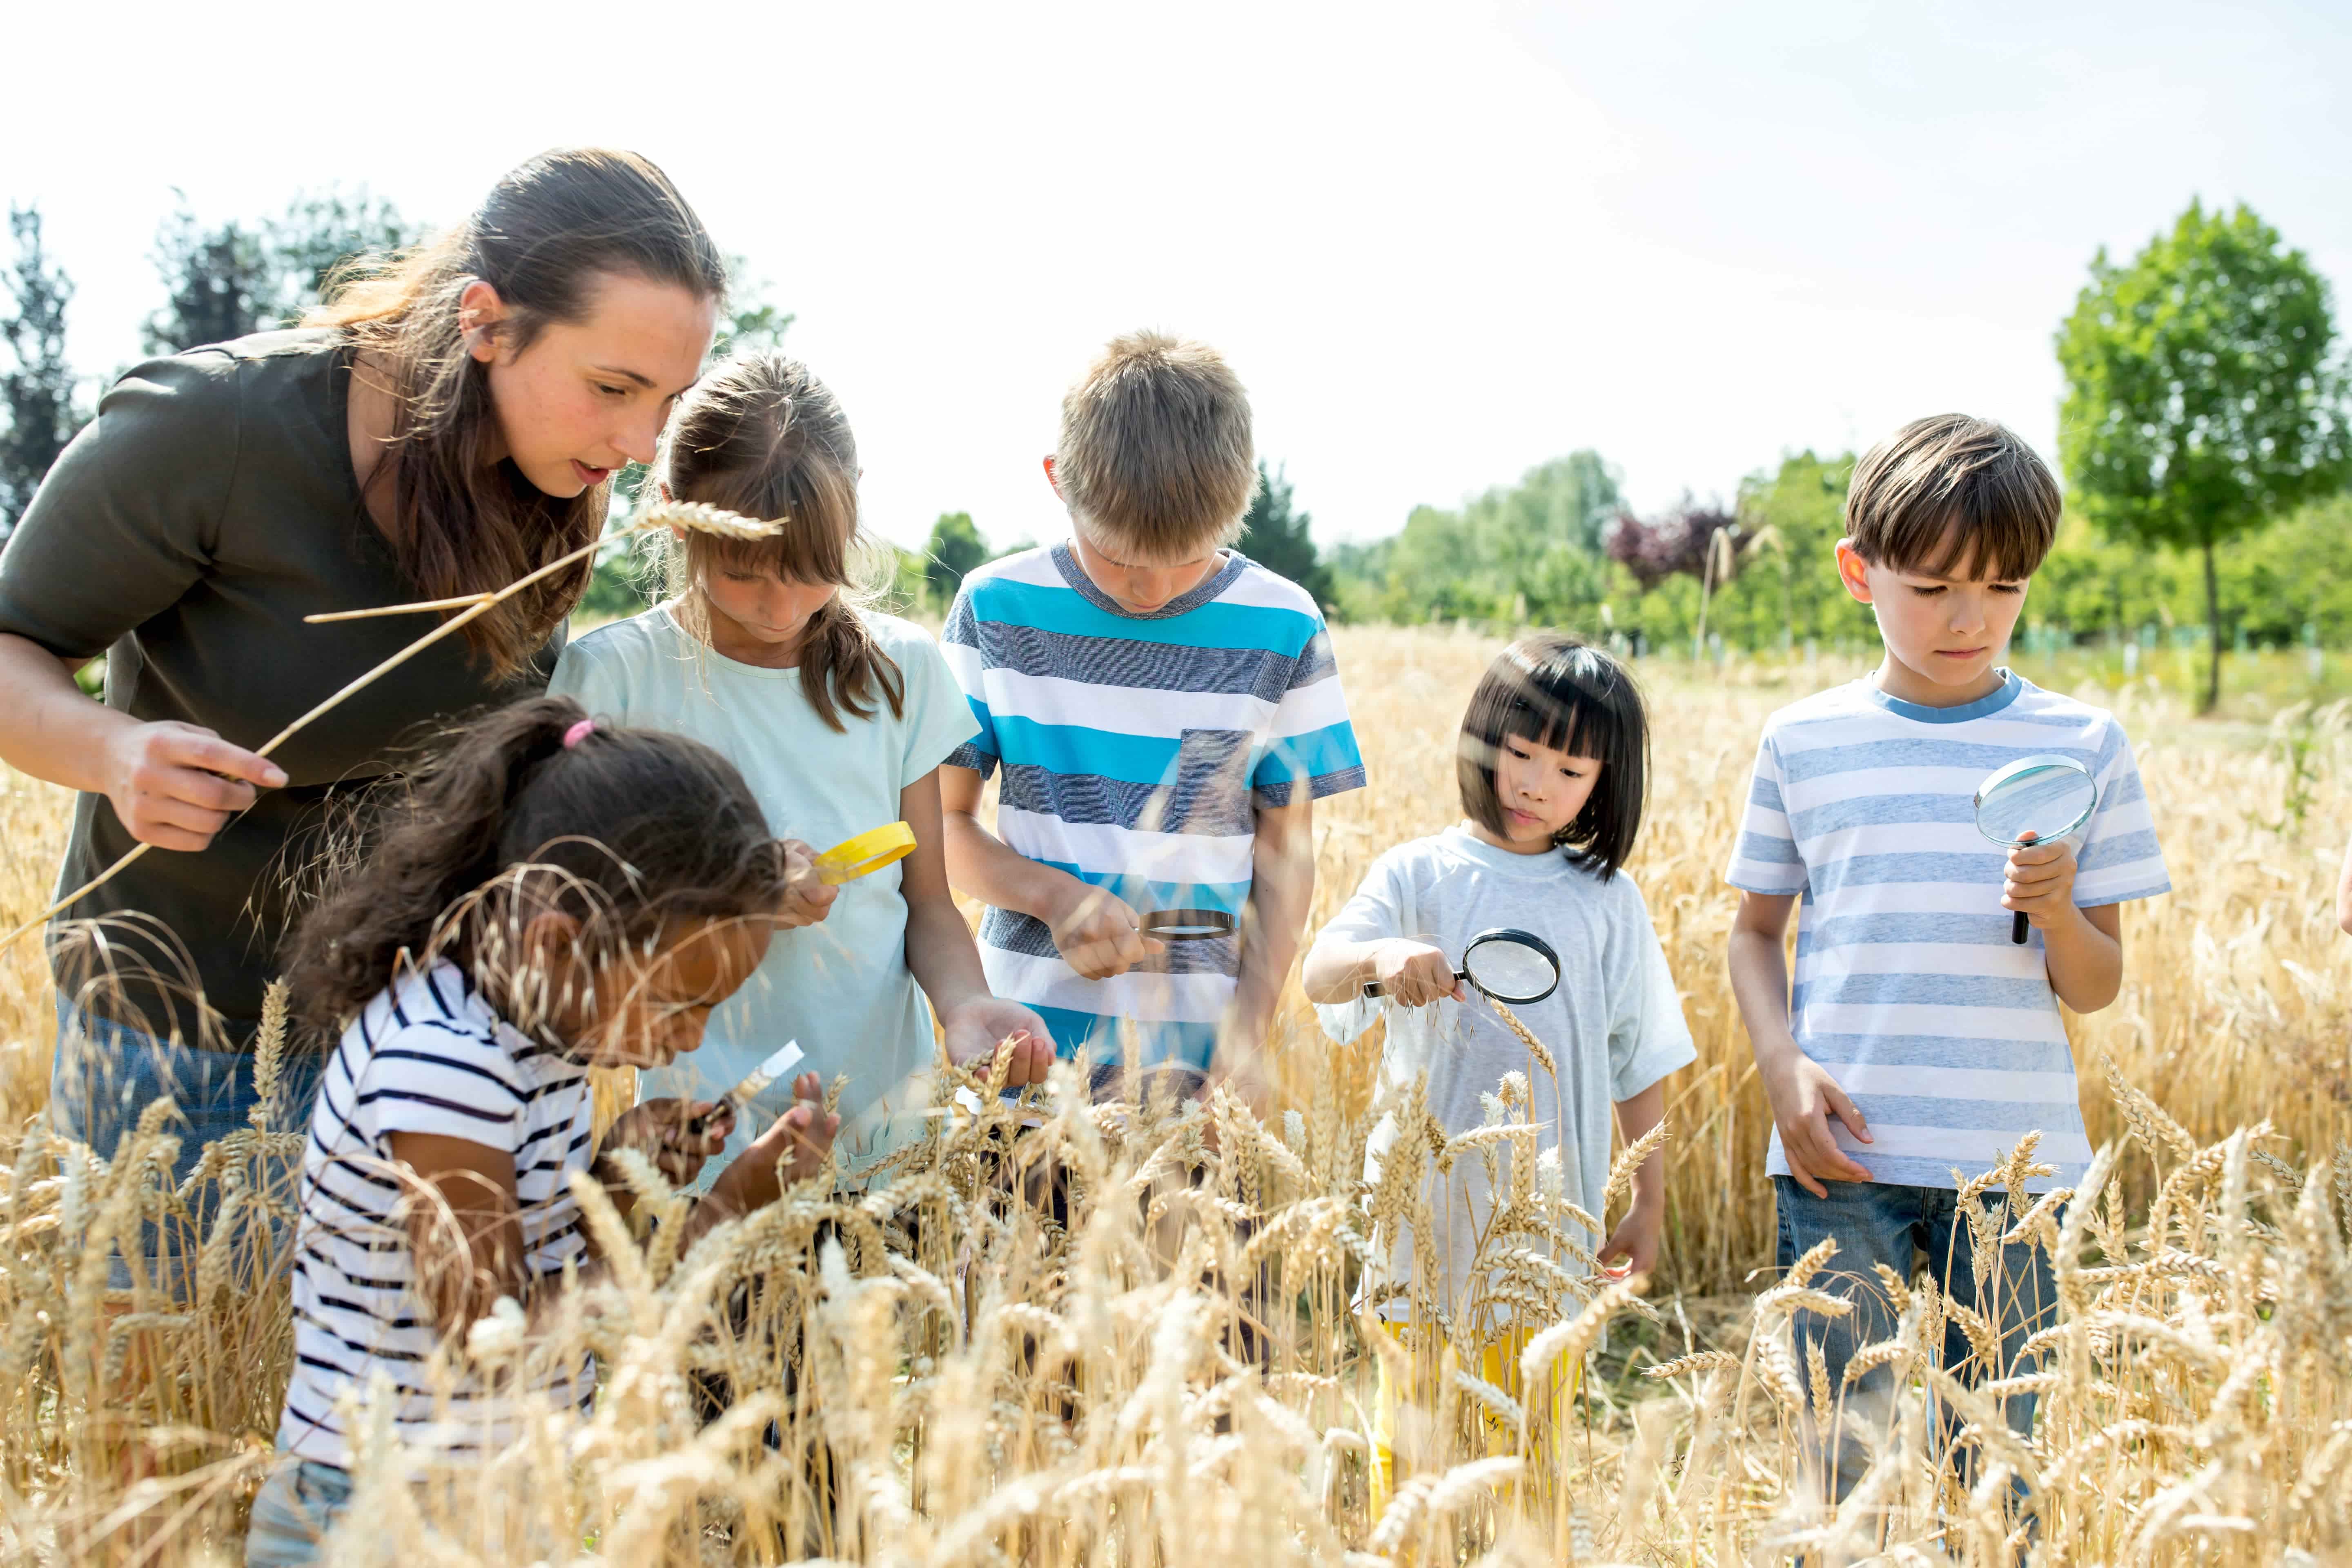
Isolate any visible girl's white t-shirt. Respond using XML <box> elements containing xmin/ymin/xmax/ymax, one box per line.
<box><xmin>1314</xmin><ymin>825</ymin><xmax>1696</xmax><ymax>1318</ymax></box>
<box><xmin>549</xmin><ymin>605</ymin><xmax>979</xmax><ymax>1180</ymax></box>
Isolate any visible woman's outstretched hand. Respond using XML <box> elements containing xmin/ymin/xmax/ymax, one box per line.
<box><xmin>105</xmin><ymin>719</ymin><xmax>287</xmax><ymax>851</ymax></box>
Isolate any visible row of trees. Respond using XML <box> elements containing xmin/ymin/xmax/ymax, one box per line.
<box><xmin>1318</xmin><ymin>200</ymin><xmax>2350</xmax><ymax>710</ymax></box>
<box><xmin>894</xmin><ymin>459</ymin><xmax>1335</xmax><ymax>615</ymax></box>
<box><xmin>6</xmin><ymin>194</ymin><xmax>2344</xmax><ymax>710</ymax></box>
<box><xmin>0</xmin><ymin>190</ymin><xmax>425</xmax><ymax>537</ymax></box>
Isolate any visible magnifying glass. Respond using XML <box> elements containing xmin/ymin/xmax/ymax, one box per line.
<box><xmin>814</xmin><ymin>822</ymin><xmax>916</xmax><ymax>885</ymax></box>
<box><xmin>1973</xmin><ymin>755</ymin><xmax>2098</xmax><ymax>945</ymax></box>
<box><xmin>685</xmin><ymin>1040</ymin><xmax>804</xmax><ymax>1137</ymax></box>
<box><xmin>1362</xmin><ymin>926</ymin><xmax>1563</xmax><ymax>1005</ymax></box>
<box><xmin>1136</xmin><ymin>908</ymin><xmax>1236</xmax><ymax>942</ymax></box>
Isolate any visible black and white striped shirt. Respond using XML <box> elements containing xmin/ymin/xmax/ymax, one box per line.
<box><xmin>274</xmin><ymin>960</ymin><xmax>595</xmax><ymax>1466</ymax></box>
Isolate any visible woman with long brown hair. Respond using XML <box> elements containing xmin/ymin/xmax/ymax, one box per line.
<box><xmin>0</xmin><ymin>147</ymin><xmax>727</xmax><ymax>1287</ymax></box>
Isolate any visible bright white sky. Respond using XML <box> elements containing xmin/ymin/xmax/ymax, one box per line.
<box><xmin>4</xmin><ymin>1</ymin><xmax>2346</xmax><ymax>551</ymax></box>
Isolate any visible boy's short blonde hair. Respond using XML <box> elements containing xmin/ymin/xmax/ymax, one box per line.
<box><xmin>1056</xmin><ymin>330</ymin><xmax>1256</xmax><ymax>560</ymax></box>
<box><xmin>1845</xmin><ymin>414</ymin><xmax>2061</xmax><ymax>581</ymax></box>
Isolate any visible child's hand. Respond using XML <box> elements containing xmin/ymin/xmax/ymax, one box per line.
<box><xmin>2002</xmin><ymin>832</ymin><xmax>2080</xmax><ymax>933</ymax></box>
<box><xmin>707</xmin><ymin>1072</ymin><xmax>838</xmax><ymax>1215</ymax></box>
<box><xmin>942</xmin><ymin>999</ymin><xmax>1057</xmax><ymax>1087</ymax></box>
<box><xmin>1206</xmin><ymin>1051</ymin><xmax>1273</xmax><ymax>1124</ymax></box>
<box><xmin>1599</xmin><ymin>1195</ymin><xmax>1662</xmax><ymax>1282</ymax></box>
<box><xmin>776</xmin><ymin>838</ymin><xmax>840</xmax><ymax>929</ymax></box>
<box><xmin>1757</xmin><ymin>1049</ymin><xmax>1873</xmax><ymax>1198</ymax></box>
<box><xmin>598</xmin><ymin>1096</ymin><xmax>732</xmax><ymax>1188</ymax></box>
<box><xmin>1370</xmin><ymin>940</ymin><xmax>1467</xmax><ymax>1007</ymax></box>
<box><xmin>1047</xmin><ymin>882</ymin><xmax>1165</xmax><ymax>980</ymax></box>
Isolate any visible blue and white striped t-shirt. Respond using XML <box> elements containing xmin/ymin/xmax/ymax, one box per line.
<box><xmin>942</xmin><ymin>542</ymin><xmax>1366</xmax><ymax>1067</ymax></box>
<box><xmin>1724</xmin><ymin>670</ymin><xmax>2170</xmax><ymax>1191</ymax></box>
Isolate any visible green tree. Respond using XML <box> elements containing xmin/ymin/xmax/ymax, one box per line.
<box><xmin>271</xmin><ymin>186</ymin><xmax>420</xmax><ymax>314</ymax></box>
<box><xmin>1236</xmin><ymin>461</ymin><xmax>1334</xmax><ymax>608</ymax></box>
<box><xmin>2056</xmin><ymin>200</ymin><xmax>2352</xmax><ymax>711</ymax></box>
<box><xmin>713</xmin><ymin>256</ymin><xmax>795</xmax><ymax>358</ymax></box>
<box><xmin>0</xmin><ymin>205</ymin><xmax>82</xmax><ymax>538</ymax></box>
<box><xmin>1325</xmin><ymin>449</ymin><xmax>1621</xmax><ymax>627</ymax></box>
<box><xmin>924</xmin><ymin>511</ymin><xmax>991</xmax><ymax>605</ymax></box>
<box><xmin>143</xmin><ymin>198</ymin><xmax>273</xmax><ymax>354</ymax></box>
<box><xmin>142</xmin><ymin>185</ymin><xmax>423</xmax><ymax>355</ymax></box>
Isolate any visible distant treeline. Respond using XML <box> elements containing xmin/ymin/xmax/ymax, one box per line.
<box><xmin>1319</xmin><ymin>448</ymin><xmax>2352</xmax><ymax>654</ymax></box>
<box><xmin>8</xmin><ymin>192</ymin><xmax>2344</xmax><ymax>696</ymax></box>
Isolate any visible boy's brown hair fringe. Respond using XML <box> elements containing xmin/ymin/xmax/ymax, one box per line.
<box><xmin>1844</xmin><ymin>413</ymin><xmax>2062</xmax><ymax>582</ymax></box>
<box><xmin>1056</xmin><ymin>330</ymin><xmax>1256</xmax><ymax>561</ymax></box>
<box><xmin>654</xmin><ymin>353</ymin><xmax>905</xmax><ymax>734</ymax></box>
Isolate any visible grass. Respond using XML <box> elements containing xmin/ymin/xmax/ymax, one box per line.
<box><xmin>2</xmin><ymin>625</ymin><xmax>2349</xmax><ymax>1564</ymax></box>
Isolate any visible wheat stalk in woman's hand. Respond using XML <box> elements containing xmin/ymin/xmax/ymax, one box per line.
<box><xmin>1</xmin><ymin>503</ymin><xmax>778</xmax><ymax>951</ymax></box>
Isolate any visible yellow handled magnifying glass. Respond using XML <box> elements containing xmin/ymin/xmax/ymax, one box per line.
<box><xmin>814</xmin><ymin>821</ymin><xmax>917</xmax><ymax>884</ymax></box>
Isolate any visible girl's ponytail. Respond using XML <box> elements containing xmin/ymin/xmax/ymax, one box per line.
<box><xmin>285</xmin><ymin>695</ymin><xmax>785</xmax><ymax>1036</ymax></box>
<box><xmin>796</xmin><ymin>591</ymin><xmax>906</xmax><ymax>733</ymax></box>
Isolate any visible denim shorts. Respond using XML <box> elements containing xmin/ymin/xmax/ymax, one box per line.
<box><xmin>47</xmin><ymin>1001</ymin><xmax>327</xmax><ymax>1294</ymax></box>
<box><xmin>244</xmin><ymin>1459</ymin><xmax>354</xmax><ymax>1567</ymax></box>
<box><xmin>1773</xmin><ymin>1176</ymin><xmax>2056</xmax><ymax>1503</ymax></box>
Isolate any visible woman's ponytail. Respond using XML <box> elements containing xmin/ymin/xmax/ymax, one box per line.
<box><xmin>285</xmin><ymin>696</ymin><xmax>785</xmax><ymax>1037</ymax></box>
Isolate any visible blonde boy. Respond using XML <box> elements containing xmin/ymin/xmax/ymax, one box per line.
<box><xmin>939</xmin><ymin>332</ymin><xmax>1364</xmax><ymax>1101</ymax></box>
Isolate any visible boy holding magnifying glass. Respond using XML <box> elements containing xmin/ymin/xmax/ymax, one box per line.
<box><xmin>939</xmin><ymin>332</ymin><xmax>1365</xmax><ymax>1107</ymax></box>
<box><xmin>1725</xmin><ymin>414</ymin><xmax>2172</xmax><ymax>1505</ymax></box>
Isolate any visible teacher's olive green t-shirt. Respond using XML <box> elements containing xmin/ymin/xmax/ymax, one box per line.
<box><xmin>0</xmin><ymin>330</ymin><xmax>562</xmax><ymax>1049</ymax></box>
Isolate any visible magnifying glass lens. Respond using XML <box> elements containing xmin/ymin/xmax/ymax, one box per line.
<box><xmin>1139</xmin><ymin>909</ymin><xmax>1235</xmax><ymax>941</ymax></box>
<box><xmin>1973</xmin><ymin>756</ymin><xmax>2099</xmax><ymax>947</ymax></box>
<box><xmin>1976</xmin><ymin>766</ymin><xmax>2096</xmax><ymax>845</ymax></box>
<box><xmin>1463</xmin><ymin>937</ymin><xmax>1560</xmax><ymax>1003</ymax></box>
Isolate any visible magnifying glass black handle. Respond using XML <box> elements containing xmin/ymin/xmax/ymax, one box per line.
<box><xmin>2010</xmin><ymin>909</ymin><xmax>2030</xmax><ymax>945</ymax></box>
<box><xmin>1362</xmin><ymin>967</ymin><xmax>1466</xmax><ymax>999</ymax></box>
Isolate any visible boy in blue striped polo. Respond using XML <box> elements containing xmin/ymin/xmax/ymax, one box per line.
<box><xmin>1726</xmin><ymin>414</ymin><xmax>2170</xmax><ymax>1502</ymax></box>
<box><xmin>940</xmin><ymin>332</ymin><xmax>1363</xmax><ymax>1104</ymax></box>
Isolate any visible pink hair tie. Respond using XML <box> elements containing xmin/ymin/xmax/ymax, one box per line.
<box><xmin>561</xmin><ymin>718</ymin><xmax>597</xmax><ymax>750</ymax></box>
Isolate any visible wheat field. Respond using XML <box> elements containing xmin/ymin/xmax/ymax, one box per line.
<box><xmin>2</xmin><ymin>625</ymin><xmax>2350</xmax><ymax>1565</ymax></box>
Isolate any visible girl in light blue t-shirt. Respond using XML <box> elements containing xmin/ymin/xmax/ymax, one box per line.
<box><xmin>550</xmin><ymin>354</ymin><xmax>1051</xmax><ymax>1181</ymax></box>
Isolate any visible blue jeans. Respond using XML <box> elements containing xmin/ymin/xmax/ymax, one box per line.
<box><xmin>48</xmin><ymin>1002</ymin><xmax>327</xmax><ymax>1293</ymax></box>
<box><xmin>1773</xmin><ymin>1177</ymin><xmax>2057</xmax><ymax>1503</ymax></box>
<box><xmin>244</xmin><ymin>1459</ymin><xmax>353</xmax><ymax>1566</ymax></box>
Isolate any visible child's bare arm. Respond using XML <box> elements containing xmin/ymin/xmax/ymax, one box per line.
<box><xmin>939</xmin><ymin>763</ymin><xmax>1162</xmax><ymax>979</ymax></box>
<box><xmin>1300</xmin><ymin>934</ymin><xmax>1463</xmax><ymax>1006</ymax></box>
<box><xmin>899</xmin><ymin>768</ymin><xmax>1054</xmax><ymax>1087</ymax></box>
<box><xmin>1227</xmin><ymin>796</ymin><xmax>1314</xmax><ymax>1051</ymax></box>
<box><xmin>389</xmin><ymin>1083</ymin><xmax>836</xmax><ymax>1340</ymax></box>
<box><xmin>1728</xmin><ymin>890</ymin><xmax>1872</xmax><ymax>1197</ymax></box>
<box><xmin>1599</xmin><ymin>1080</ymin><xmax>1668</xmax><ymax>1278</ymax></box>
<box><xmin>2003</xmin><ymin>839</ymin><xmax>2124</xmax><ymax>1011</ymax></box>
<box><xmin>391</xmin><ymin>1132</ymin><xmax>595</xmax><ymax>1338</ymax></box>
